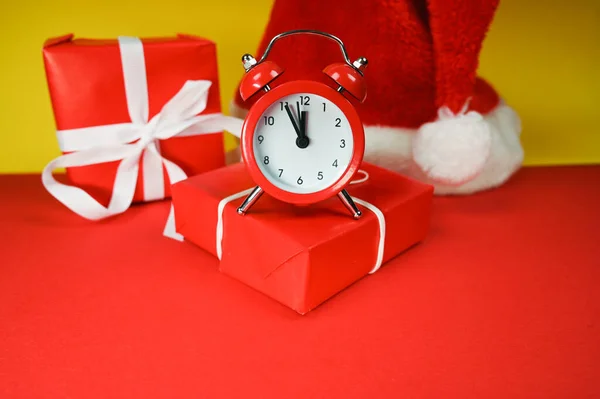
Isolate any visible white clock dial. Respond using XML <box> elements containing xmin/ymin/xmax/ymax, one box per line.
<box><xmin>253</xmin><ymin>92</ymin><xmax>354</xmax><ymax>194</ymax></box>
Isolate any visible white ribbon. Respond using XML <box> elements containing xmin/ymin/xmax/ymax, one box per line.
<box><xmin>41</xmin><ymin>36</ymin><xmax>243</xmax><ymax>240</ymax></box>
<box><xmin>353</xmin><ymin>197</ymin><xmax>386</xmax><ymax>274</ymax></box>
<box><xmin>214</xmin><ymin>170</ymin><xmax>386</xmax><ymax>274</ymax></box>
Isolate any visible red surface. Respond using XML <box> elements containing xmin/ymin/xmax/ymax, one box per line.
<box><xmin>1</xmin><ymin>166</ymin><xmax>599</xmax><ymax>398</ymax></box>
<box><xmin>233</xmin><ymin>0</ymin><xmax>500</xmax><ymax>127</ymax></box>
<box><xmin>43</xmin><ymin>34</ymin><xmax>225</xmax><ymax>205</ymax></box>
<box><xmin>172</xmin><ymin>163</ymin><xmax>433</xmax><ymax>314</ymax></box>
<box><xmin>241</xmin><ymin>80</ymin><xmax>365</xmax><ymax>204</ymax></box>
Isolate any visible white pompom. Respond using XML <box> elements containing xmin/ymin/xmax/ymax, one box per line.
<box><xmin>412</xmin><ymin>106</ymin><xmax>492</xmax><ymax>185</ymax></box>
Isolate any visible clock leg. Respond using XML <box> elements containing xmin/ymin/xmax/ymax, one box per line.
<box><xmin>338</xmin><ymin>189</ymin><xmax>362</xmax><ymax>220</ymax></box>
<box><xmin>237</xmin><ymin>186</ymin><xmax>264</xmax><ymax>215</ymax></box>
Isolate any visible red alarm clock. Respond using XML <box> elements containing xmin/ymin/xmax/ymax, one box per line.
<box><xmin>237</xmin><ymin>30</ymin><xmax>368</xmax><ymax>219</ymax></box>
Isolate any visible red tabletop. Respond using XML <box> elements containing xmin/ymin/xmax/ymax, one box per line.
<box><xmin>1</xmin><ymin>166</ymin><xmax>599</xmax><ymax>398</ymax></box>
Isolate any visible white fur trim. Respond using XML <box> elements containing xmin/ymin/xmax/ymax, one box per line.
<box><xmin>364</xmin><ymin>103</ymin><xmax>523</xmax><ymax>195</ymax></box>
<box><xmin>230</xmin><ymin>100</ymin><xmax>523</xmax><ymax>195</ymax></box>
<box><xmin>412</xmin><ymin>107</ymin><xmax>492</xmax><ymax>185</ymax></box>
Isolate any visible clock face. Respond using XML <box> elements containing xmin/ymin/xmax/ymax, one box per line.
<box><xmin>252</xmin><ymin>92</ymin><xmax>354</xmax><ymax>194</ymax></box>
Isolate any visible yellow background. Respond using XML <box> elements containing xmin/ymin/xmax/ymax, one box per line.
<box><xmin>0</xmin><ymin>0</ymin><xmax>598</xmax><ymax>173</ymax></box>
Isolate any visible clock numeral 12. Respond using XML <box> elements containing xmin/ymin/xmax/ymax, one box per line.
<box><xmin>299</xmin><ymin>96</ymin><xmax>310</xmax><ymax>106</ymax></box>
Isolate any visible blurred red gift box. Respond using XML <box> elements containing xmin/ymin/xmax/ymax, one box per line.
<box><xmin>42</xmin><ymin>34</ymin><xmax>236</xmax><ymax>217</ymax></box>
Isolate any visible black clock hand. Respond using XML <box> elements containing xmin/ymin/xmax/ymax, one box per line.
<box><xmin>296</xmin><ymin>109</ymin><xmax>309</xmax><ymax>149</ymax></box>
<box><xmin>284</xmin><ymin>104</ymin><xmax>302</xmax><ymax>139</ymax></box>
<box><xmin>296</xmin><ymin>102</ymin><xmax>304</xmax><ymax>136</ymax></box>
<box><xmin>300</xmin><ymin>110</ymin><xmax>308</xmax><ymax>137</ymax></box>
<box><xmin>285</xmin><ymin>103</ymin><xmax>309</xmax><ymax>149</ymax></box>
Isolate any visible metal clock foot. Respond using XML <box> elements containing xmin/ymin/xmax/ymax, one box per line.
<box><xmin>338</xmin><ymin>189</ymin><xmax>362</xmax><ymax>219</ymax></box>
<box><xmin>237</xmin><ymin>186</ymin><xmax>264</xmax><ymax>215</ymax></box>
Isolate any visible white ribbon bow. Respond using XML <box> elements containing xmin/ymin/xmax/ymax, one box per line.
<box><xmin>41</xmin><ymin>36</ymin><xmax>242</xmax><ymax>240</ymax></box>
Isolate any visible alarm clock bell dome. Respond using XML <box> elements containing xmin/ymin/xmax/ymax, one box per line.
<box><xmin>323</xmin><ymin>62</ymin><xmax>367</xmax><ymax>103</ymax></box>
<box><xmin>239</xmin><ymin>61</ymin><xmax>284</xmax><ymax>101</ymax></box>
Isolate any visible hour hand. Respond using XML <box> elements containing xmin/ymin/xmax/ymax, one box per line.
<box><xmin>284</xmin><ymin>104</ymin><xmax>302</xmax><ymax>138</ymax></box>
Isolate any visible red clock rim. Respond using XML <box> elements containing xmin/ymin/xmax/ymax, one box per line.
<box><xmin>241</xmin><ymin>80</ymin><xmax>365</xmax><ymax>205</ymax></box>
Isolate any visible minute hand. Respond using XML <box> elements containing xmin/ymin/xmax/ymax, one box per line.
<box><xmin>297</xmin><ymin>109</ymin><xmax>309</xmax><ymax>149</ymax></box>
<box><xmin>300</xmin><ymin>110</ymin><xmax>307</xmax><ymax>137</ymax></box>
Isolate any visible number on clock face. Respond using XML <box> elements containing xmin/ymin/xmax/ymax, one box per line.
<box><xmin>253</xmin><ymin>92</ymin><xmax>353</xmax><ymax>194</ymax></box>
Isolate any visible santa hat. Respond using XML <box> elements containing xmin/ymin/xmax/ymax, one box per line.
<box><xmin>231</xmin><ymin>0</ymin><xmax>524</xmax><ymax>194</ymax></box>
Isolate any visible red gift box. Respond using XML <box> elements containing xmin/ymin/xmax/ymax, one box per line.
<box><xmin>172</xmin><ymin>162</ymin><xmax>434</xmax><ymax>314</ymax></box>
<box><xmin>43</xmin><ymin>34</ymin><xmax>227</xmax><ymax>207</ymax></box>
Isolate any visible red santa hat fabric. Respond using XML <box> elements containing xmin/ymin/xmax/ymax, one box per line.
<box><xmin>231</xmin><ymin>0</ymin><xmax>524</xmax><ymax>194</ymax></box>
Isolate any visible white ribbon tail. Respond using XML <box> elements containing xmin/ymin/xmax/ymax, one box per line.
<box><xmin>142</xmin><ymin>143</ymin><xmax>165</xmax><ymax>201</ymax></box>
<box><xmin>41</xmin><ymin>144</ymin><xmax>142</xmax><ymax>220</ymax></box>
<box><xmin>215</xmin><ymin>188</ymin><xmax>255</xmax><ymax>260</ymax></box>
<box><xmin>352</xmin><ymin>197</ymin><xmax>386</xmax><ymax>274</ymax></box>
<box><xmin>219</xmin><ymin>116</ymin><xmax>244</xmax><ymax>139</ymax></box>
<box><xmin>161</xmin><ymin>157</ymin><xmax>191</xmax><ymax>242</ymax></box>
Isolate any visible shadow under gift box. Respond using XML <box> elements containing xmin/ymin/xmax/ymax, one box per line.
<box><xmin>43</xmin><ymin>34</ymin><xmax>225</xmax><ymax>206</ymax></box>
<box><xmin>172</xmin><ymin>163</ymin><xmax>434</xmax><ymax>314</ymax></box>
